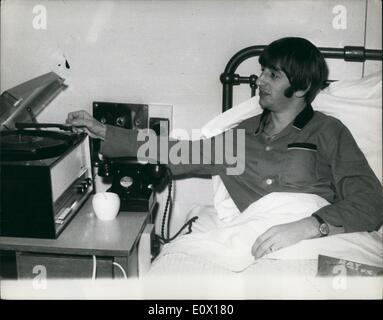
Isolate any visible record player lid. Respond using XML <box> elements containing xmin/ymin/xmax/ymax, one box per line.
<box><xmin>0</xmin><ymin>72</ymin><xmax>67</xmax><ymax>130</ymax></box>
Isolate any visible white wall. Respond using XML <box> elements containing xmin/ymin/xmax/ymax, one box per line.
<box><xmin>364</xmin><ymin>0</ymin><xmax>382</xmax><ymax>75</ymax></box>
<box><xmin>1</xmin><ymin>0</ymin><xmax>381</xmax><ymax>233</ymax></box>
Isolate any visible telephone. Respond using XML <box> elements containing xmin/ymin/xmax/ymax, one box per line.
<box><xmin>91</xmin><ymin>101</ymin><xmax>169</xmax><ymax>212</ymax></box>
<box><xmin>91</xmin><ymin>101</ymin><xmax>197</xmax><ymax>247</ymax></box>
<box><xmin>97</xmin><ymin>158</ymin><xmax>169</xmax><ymax>211</ymax></box>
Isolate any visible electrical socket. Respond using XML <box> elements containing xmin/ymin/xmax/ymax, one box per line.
<box><xmin>148</xmin><ymin>104</ymin><xmax>173</xmax><ymax>133</ymax></box>
<box><xmin>150</xmin><ymin>117</ymin><xmax>169</xmax><ymax>136</ymax></box>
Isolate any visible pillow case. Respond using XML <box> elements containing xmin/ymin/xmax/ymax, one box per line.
<box><xmin>312</xmin><ymin>71</ymin><xmax>382</xmax><ymax>182</ymax></box>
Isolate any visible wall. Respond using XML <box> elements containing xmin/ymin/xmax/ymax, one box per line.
<box><xmin>1</xmin><ymin>0</ymin><xmax>381</xmax><ymax>233</ymax></box>
<box><xmin>364</xmin><ymin>0</ymin><xmax>382</xmax><ymax>75</ymax></box>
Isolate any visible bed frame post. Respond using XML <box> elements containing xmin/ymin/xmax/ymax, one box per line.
<box><xmin>220</xmin><ymin>46</ymin><xmax>265</xmax><ymax>112</ymax></box>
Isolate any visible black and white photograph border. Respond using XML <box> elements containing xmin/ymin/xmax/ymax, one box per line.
<box><xmin>0</xmin><ymin>0</ymin><xmax>382</xmax><ymax>302</ymax></box>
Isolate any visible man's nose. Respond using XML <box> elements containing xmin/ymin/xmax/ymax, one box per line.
<box><xmin>256</xmin><ymin>74</ymin><xmax>264</xmax><ymax>87</ymax></box>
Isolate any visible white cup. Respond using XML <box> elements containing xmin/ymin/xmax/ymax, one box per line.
<box><xmin>92</xmin><ymin>192</ymin><xmax>121</xmax><ymax>221</ymax></box>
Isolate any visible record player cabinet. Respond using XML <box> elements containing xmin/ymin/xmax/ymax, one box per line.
<box><xmin>0</xmin><ymin>197</ymin><xmax>155</xmax><ymax>280</ymax></box>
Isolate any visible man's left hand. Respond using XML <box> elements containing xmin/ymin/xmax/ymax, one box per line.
<box><xmin>251</xmin><ymin>217</ymin><xmax>319</xmax><ymax>259</ymax></box>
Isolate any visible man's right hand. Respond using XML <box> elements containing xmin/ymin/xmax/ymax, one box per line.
<box><xmin>66</xmin><ymin>110</ymin><xmax>107</xmax><ymax>140</ymax></box>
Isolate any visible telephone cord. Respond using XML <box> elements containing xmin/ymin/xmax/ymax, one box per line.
<box><xmin>157</xmin><ymin>168</ymin><xmax>198</xmax><ymax>244</ymax></box>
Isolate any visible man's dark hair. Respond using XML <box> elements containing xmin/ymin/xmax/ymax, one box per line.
<box><xmin>259</xmin><ymin>37</ymin><xmax>329</xmax><ymax>104</ymax></box>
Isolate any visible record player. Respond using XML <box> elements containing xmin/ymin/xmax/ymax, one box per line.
<box><xmin>0</xmin><ymin>72</ymin><xmax>93</xmax><ymax>239</ymax></box>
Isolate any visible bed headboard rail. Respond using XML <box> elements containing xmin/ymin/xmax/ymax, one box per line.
<box><xmin>221</xmin><ymin>45</ymin><xmax>383</xmax><ymax>112</ymax></box>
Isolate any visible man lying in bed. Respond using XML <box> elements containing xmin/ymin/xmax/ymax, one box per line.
<box><xmin>67</xmin><ymin>37</ymin><xmax>382</xmax><ymax>260</ymax></box>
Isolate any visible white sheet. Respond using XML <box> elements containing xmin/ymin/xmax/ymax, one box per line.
<box><xmin>157</xmin><ymin>193</ymin><xmax>383</xmax><ymax>272</ymax></box>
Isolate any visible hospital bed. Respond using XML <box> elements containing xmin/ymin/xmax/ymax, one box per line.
<box><xmin>142</xmin><ymin>44</ymin><xmax>383</xmax><ymax>299</ymax></box>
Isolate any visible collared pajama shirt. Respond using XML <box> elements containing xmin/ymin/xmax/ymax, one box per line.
<box><xmin>101</xmin><ymin>104</ymin><xmax>383</xmax><ymax>233</ymax></box>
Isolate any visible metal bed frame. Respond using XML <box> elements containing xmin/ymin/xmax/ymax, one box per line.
<box><xmin>220</xmin><ymin>45</ymin><xmax>383</xmax><ymax>112</ymax></box>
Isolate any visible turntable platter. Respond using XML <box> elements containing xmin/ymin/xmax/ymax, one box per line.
<box><xmin>2</xmin><ymin>133</ymin><xmax>46</xmax><ymax>145</ymax></box>
<box><xmin>0</xmin><ymin>130</ymin><xmax>78</xmax><ymax>160</ymax></box>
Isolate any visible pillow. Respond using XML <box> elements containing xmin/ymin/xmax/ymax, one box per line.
<box><xmin>312</xmin><ymin>70</ymin><xmax>382</xmax><ymax>182</ymax></box>
<box><xmin>200</xmin><ymin>95</ymin><xmax>260</xmax><ymax>138</ymax></box>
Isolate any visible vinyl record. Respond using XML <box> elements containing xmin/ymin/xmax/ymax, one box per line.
<box><xmin>0</xmin><ymin>130</ymin><xmax>77</xmax><ymax>160</ymax></box>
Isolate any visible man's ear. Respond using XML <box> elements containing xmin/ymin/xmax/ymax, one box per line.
<box><xmin>294</xmin><ymin>83</ymin><xmax>311</xmax><ymax>98</ymax></box>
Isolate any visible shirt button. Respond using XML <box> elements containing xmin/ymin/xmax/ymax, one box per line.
<box><xmin>265</xmin><ymin>178</ymin><xmax>273</xmax><ymax>185</ymax></box>
<box><xmin>265</xmin><ymin>146</ymin><xmax>272</xmax><ymax>151</ymax></box>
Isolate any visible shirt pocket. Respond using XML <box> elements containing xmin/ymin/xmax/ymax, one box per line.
<box><xmin>281</xmin><ymin>143</ymin><xmax>318</xmax><ymax>185</ymax></box>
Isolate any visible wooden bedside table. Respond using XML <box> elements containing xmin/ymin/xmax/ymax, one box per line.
<box><xmin>0</xmin><ymin>196</ymin><xmax>154</xmax><ymax>280</ymax></box>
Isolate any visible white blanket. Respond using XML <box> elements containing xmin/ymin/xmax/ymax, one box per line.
<box><xmin>158</xmin><ymin>193</ymin><xmax>383</xmax><ymax>272</ymax></box>
<box><xmin>161</xmin><ymin>193</ymin><xmax>383</xmax><ymax>272</ymax></box>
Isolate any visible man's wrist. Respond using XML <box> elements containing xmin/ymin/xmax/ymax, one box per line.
<box><xmin>305</xmin><ymin>216</ymin><xmax>323</xmax><ymax>239</ymax></box>
<box><xmin>312</xmin><ymin>213</ymin><xmax>330</xmax><ymax>237</ymax></box>
<box><xmin>97</xmin><ymin>124</ymin><xmax>107</xmax><ymax>140</ymax></box>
